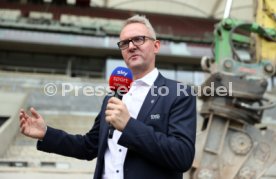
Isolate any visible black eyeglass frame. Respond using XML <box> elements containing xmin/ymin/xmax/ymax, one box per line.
<box><xmin>117</xmin><ymin>35</ymin><xmax>156</xmax><ymax>50</ymax></box>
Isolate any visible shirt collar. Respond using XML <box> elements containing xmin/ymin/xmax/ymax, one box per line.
<box><xmin>133</xmin><ymin>68</ymin><xmax>159</xmax><ymax>86</ymax></box>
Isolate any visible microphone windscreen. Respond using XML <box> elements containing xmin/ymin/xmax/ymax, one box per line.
<box><xmin>109</xmin><ymin>67</ymin><xmax>133</xmax><ymax>93</ymax></box>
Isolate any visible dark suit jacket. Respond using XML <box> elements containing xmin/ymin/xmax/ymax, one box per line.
<box><xmin>37</xmin><ymin>73</ymin><xmax>197</xmax><ymax>179</ymax></box>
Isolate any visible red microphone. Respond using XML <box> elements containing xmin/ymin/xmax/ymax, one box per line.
<box><xmin>108</xmin><ymin>67</ymin><xmax>133</xmax><ymax>138</ymax></box>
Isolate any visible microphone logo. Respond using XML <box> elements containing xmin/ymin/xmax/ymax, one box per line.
<box><xmin>109</xmin><ymin>66</ymin><xmax>133</xmax><ymax>95</ymax></box>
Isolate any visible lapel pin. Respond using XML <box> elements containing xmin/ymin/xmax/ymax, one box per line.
<box><xmin>151</xmin><ymin>100</ymin><xmax>155</xmax><ymax>104</ymax></box>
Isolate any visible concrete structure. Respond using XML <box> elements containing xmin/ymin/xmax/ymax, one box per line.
<box><xmin>0</xmin><ymin>92</ymin><xmax>27</xmax><ymax>157</ymax></box>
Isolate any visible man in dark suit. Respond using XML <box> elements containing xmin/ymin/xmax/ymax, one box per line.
<box><xmin>19</xmin><ymin>15</ymin><xmax>196</xmax><ymax>179</ymax></box>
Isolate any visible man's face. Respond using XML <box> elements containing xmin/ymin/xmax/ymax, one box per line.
<box><xmin>119</xmin><ymin>23</ymin><xmax>160</xmax><ymax>74</ymax></box>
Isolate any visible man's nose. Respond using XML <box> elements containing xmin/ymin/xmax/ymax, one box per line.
<box><xmin>128</xmin><ymin>41</ymin><xmax>137</xmax><ymax>50</ymax></box>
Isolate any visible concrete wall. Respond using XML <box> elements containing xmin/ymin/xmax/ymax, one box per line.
<box><xmin>0</xmin><ymin>91</ymin><xmax>27</xmax><ymax>157</ymax></box>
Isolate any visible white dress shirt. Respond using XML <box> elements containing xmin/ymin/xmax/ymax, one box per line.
<box><xmin>102</xmin><ymin>68</ymin><xmax>159</xmax><ymax>179</ymax></box>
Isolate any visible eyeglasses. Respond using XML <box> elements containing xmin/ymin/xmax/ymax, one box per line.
<box><xmin>117</xmin><ymin>35</ymin><xmax>155</xmax><ymax>50</ymax></box>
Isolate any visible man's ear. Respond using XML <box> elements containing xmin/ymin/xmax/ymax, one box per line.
<box><xmin>153</xmin><ymin>40</ymin><xmax>161</xmax><ymax>54</ymax></box>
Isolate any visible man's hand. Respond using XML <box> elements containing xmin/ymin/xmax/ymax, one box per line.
<box><xmin>105</xmin><ymin>97</ymin><xmax>130</xmax><ymax>131</ymax></box>
<box><xmin>19</xmin><ymin>107</ymin><xmax>47</xmax><ymax>140</ymax></box>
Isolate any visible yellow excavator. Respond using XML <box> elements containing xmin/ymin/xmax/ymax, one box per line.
<box><xmin>189</xmin><ymin>0</ymin><xmax>276</xmax><ymax>178</ymax></box>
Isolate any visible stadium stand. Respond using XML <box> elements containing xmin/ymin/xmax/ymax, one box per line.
<box><xmin>0</xmin><ymin>71</ymin><xmax>106</xmax><ymax>178</ymax></box>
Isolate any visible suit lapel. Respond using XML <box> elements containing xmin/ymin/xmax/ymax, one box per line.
<box><xmin>98</xmin><ymin>96</ymin><xmax>111</xmax><ymax>156</ymax></box>
<box><xmin>136</xmin><ymin>73</ymin><xmax>166</xmax><ymax>123</ymax></box>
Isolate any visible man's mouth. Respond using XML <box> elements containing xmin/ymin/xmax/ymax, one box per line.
<box><xmin>129</xmin><ymin>54</ymin><xmax>139</xmax><ymax>60</ymax></box>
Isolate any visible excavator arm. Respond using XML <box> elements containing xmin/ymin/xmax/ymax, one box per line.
<box><xmin>190</xmin><ymin>1</ymin><xmax>276</xmax><ymax>178</ymax></box>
